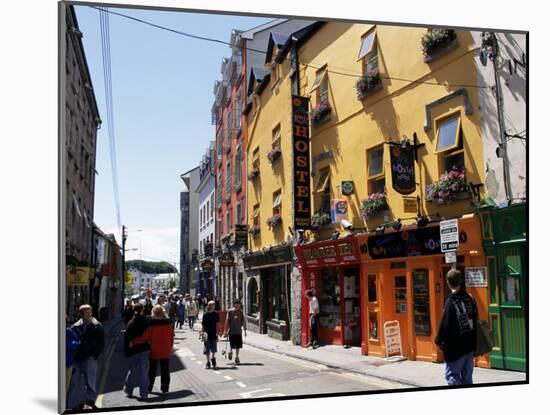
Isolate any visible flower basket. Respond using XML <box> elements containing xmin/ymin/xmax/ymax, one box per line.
<box><xmin>310</xmin><ymin>100</ymin><xmax>332</xmax><ymax>126</ymax></box>
<box><xmin>267</xmin><ymin>147</ymin><xmax>282</xmax><ymax>164</ymax></box>
<box><xmin>248</xmin><ymin>224</ymin><xmax>261</xmax><ymax>236</ymax></box>
<box><xmin>356</xmin><ymin>69</ymin><xmax>381</xmax><ymax>100</ymax></box>
<box><xmin>421</xmin><ymin>29</ymin><xmax>456</xmax><ymax>57</ymax></box>
<box><xmin>361</xmin><ymin>192</ymin><xmax>388</xmax><ymax>219</ymax></box>
<box><xmin>426</xmin><ymin>166</ymin><xmax>470</xmax><ymax>204</ymax></box>
<box><xmin>247</xmin><ymin>168</ymin><xmax>260</xmax><ymax>181</ymax></box>
<box><xmin>266</xmin><ymin>214</ymin><xmax>282</xmax><ymax>230</ymax></box>
<box><xmin>311</xmin><ymin>210</ymin><xmax>332</xmax><ymax>226</ymax></box>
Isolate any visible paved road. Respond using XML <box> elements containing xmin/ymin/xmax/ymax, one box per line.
<box><xmin>97</xmin><ymin>324</ymin><xmax>405</xmax><ymax>409</ymax></box>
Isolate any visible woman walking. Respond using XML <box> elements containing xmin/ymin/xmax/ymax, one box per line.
<box><xmin>123</xmin><ymin>304</ymin><xmax>150</xmax><ymax>401</ymax></box>
<box><xmin>131</xmin><ymin>305</ymin><xmax>174</xmax><ymax>395</ymax></box>
<box><xmin>186</xmin><ymin>296</ymin><xmax>198</xmax><ymax>331</ymax></box>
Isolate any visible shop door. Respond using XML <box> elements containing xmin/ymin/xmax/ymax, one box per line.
<box><xmin>490</xmin><ymin>246</ymin><xmax>526</xmax><ymax>371</ymax></box>
<box><xmin>392</xmin><ymin>273</ymin><xmax>411</xmax><ymax>358</ymax></box>
<box><xmin>342</xmin><ymin>268</ymin><xmax>362</xmax><ymax>346</ymax></box>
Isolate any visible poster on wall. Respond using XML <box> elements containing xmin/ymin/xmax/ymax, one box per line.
<box><xmin>331</xmin><ymin>199</ymin><xmax>348</xmax><ymax>223</ymax></box>
<box><xmin>465</xmin><ymin>267</ymin><xmax>488</xmax><ymax>287</ymax></box>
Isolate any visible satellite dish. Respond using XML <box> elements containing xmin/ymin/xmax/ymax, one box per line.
<box><xmin>480</xmin><ymin>49</ymin><xmax>488</xmax><ymax>67</ymax></box>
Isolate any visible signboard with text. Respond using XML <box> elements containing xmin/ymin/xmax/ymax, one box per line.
<box><xmin>440</xmin><ymin>219</ymin><xmax>459</xmax><ymax>252</ymax></box>
<box><xmin>331</xmin><ymin>199</ymin><xmax>348</xmax><ymax>223</ymax></box>
<box><xmin>292</xmin><ymin>95</ymin><xmax>311</xmax><ymax>229</ymax></box>
<box><xmin>465</xmin><ymin>267</ymin><xmax>488</xmax><ymax>287</ymax></box>
<box><xmin>364</xmin><ymin>226</ymin><xmax>441</xmax><ymax>260</ymax></box>
<box><xmin>390</xmin><ymin>145</ymin><xmax>416</xmax><ymax>195</ymax></box>
<box><xmin>384</xmin><ymin>320</ymin><xmax>403</xmax><ymax>357</ymax></box>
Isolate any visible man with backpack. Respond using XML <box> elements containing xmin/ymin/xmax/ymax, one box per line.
<box><xmin>435</xmin><ymin>269</ymin><xmax>478</xmax><ymax>385</ymax></box>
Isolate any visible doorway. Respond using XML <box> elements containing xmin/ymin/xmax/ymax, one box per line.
<box><xmin>391</xmin><ymin>272</ymin><xmax>411</xmax><ymax>358</ymax></box>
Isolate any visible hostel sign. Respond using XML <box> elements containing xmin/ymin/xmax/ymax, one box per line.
<box><xmin>292</xmin><ymin>95</ymin><xmax>311</xmax><ymax>229</ymax></box>
<box><xmin>390</xmin><ymin>145</ymin><xmax>416</xmax><ymax>195</ymax></box>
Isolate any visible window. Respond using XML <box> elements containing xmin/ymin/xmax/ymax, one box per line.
<box><xmin>206</xmin><ymin>201</ymin><xmax>210</xmax><ymax>221</ymax></box>
<box><xmin>435</xmin><ymin>113</ymin><xmax>465</xmax><ymax>174</ymax></box>
<box><xmin>315</xmin><ymin>168</ymin><xmax>331</xmax><ymax>213</ymax></box>
<box><xmin>271</xmin><ymin>63</ymin><xmax>281</xmax><ymax>86</ymax></box>
<box><xmin>248</xmin><ymin>278</ymin><xmax>259</xmax><ymax>316</ymax></box>
<box><xmin>272</xmin><ymin>124</ymin><xmax>281</xmax><ymax>149</ymax></box>
<box><xmin>226</xmin><ymin>208</ymin><xmax>232</xmax><ymax>234</ymax></box>
<box><xmin>235</xmin><ymin>145</ymin><xmax>242</xmax><ymax>188</ymax></box>
<box><xmin>236</xmin><ymin>200</ymin><xmax>242</xmax><ymax>225</ymax></box>
<box><xmin>272</xmin><ymin>190</ymin><xmax>282</xmax><ymax>216</ymax></box>
<box><xmin>217</xmin><ymin>174</ymin><xmax>223</xmax><ymax>206</ymax></box>
<box><xmin>394</xmin><ymin>276</ymin><xmax>407</xmax><ymax>313</ymax></box>
<box><xmin>235</xmin><ymin>87</ymin><xmax>242</xmax><ymax>132</ymax></box>
<box><xmin>310</xmin><ymin>67</ymin><xmax>327</xmax><ymax>94</ymax></box>
<box><xmin>367</xmin><ymin>146</ymin><xmax>385</xmax><ymax>194</ymax></box>
<box><xmin>226</xmin><ymin>159</ymin><xmax>232</xmax><ymax>197</ymax></box>
<box><xmin>252</xmin><ymin>203</ymin><xmax>260</xmax><ymax>226</ymax></box>
<box><xmin>210</xmin><ymin>193</ymin><xmax>215</xmax><ymax>218</ymax></box>
<box><xmin>412</xmin><ymin>269</ymin><xmax>431</xmax><ymax>336</ymax></box>
<box><xmin>252</xmin><ymin>147</ymin><xmax>260</xmax><ymax>170</ymax></box>
<box><xmin>358</xmin><ymin>29</ymin><xmax>379</xmax><ymax>75</ymax></box>
<box><xmin>225</xmin><ymin>108</ymin><xmax>232</xmax><ymax>144</ymax></box>
<box><xmin>368</xmin><ymin>275</ymin><xmax>378</xmax><ymax>303</ymax></box>
<box><xmin>216</xmin><ymin>129</ymin><xmax>223</xmax><ymax>163</ymax></box>
<box><xmin>319</xmin><ymin>268</ymin><xmax>340</xmax><ymax>329</ymax></box>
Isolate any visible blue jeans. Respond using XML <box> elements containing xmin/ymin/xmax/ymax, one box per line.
<box><xmin>125</xmin><ymin>351</ymin><xmax>150</xmax><ymax>399</ymax></box>
<box><xmin>445</xmin><ymin>352</ymin><xmax>474</xmax><ymax>385</ymax></box>
<box><xmin>67</xmin><ymin>357</ymin><xmax>98</xmax><ymax>408</ymax></box>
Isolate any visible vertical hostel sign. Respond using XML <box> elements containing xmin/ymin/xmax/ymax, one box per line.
<box><xmin>292</xmin><ymin>95</ymin><xmax>311</xmax><ymax>229</ymax></box>
<box><xmin>390</xmin><ymin>145</ymin><xmax>416</xmax><ymax>195</ymax></box>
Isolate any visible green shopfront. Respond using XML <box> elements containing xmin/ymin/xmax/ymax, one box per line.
<box><xmin>479</xmin><ymin>202</ymin><xmax>527</xmax><ymax>371</ymax></box>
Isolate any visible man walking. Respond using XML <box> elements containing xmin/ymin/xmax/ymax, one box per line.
<box><xmin>223</xmin><ymin>299</ymin><xmax>247</xmax><ymax>365</ymax></box>
<box><xmin>186</xmin><ymin>296</ymin><xmax>198</xmax><ymax>331</ymax></box>
<box><xmin>201</xmin><ymin>300</ymin><xmax>220</xmax><ymax>369</ymax></box>
<box><xmin>435</xmin><ymin>269</ymin><xmax>478</xmax><ymax>385</ymax></box>
<box><xmin>305</xmin><ymin>289</ymin><xmax>320</xmax><ymax>349</ymax></box>
<box><xmin>67</xmin><ymin>304</ymin><xmax>105</xmax><ymax>410</ymax></box>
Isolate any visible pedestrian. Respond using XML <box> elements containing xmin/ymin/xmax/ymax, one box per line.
<box><xmin>66</xmin><ymin>315</ymin><xmax>80</xmax><ymax>392</ymax></box>
<box><xmin>168</xmin><ymin>296</ymin><xmax>178</xmax><ymax>328</ymax></box>
<box><xmin>123</xmin><ymin>304</ymin><xmax>150</xmax><ymax>401</ymax></box>
<box><xmin>186</xmin><ymin>296</ymin><xmax>198</xmax><ymax>331</ymax></box>
<box><xmin>131</xmin><ymin>305</ymin><xmax>174</xmax><ymax>395</ymax></box>
<box><xmin>200</xmin><ymin>300</ymin><xmax>220</xmax><ymax>369</ymax></box>
<box><xmin>223</xmin><ymin>299</ymin><xmax>247</xmax><ymax>365</ymax></box>
<box><xmin>214</xmin><ymin>296</ymin><xmax>221</xmax><ymax>312</ymax></box>
<box><xmin>305</xmin><ymin>289</ymin><xmax>320</xmax><ymax>349</ymax></box>
<box><xmin>176</xmin><ymin>296</ymin><xmax>186</xmax><ymax>330</ymax></box>
<box><xmin>144</xmin><ymin>298</ymin><xmax>153</xmax><ymax>317</ymax></box>
<box><xmin>124</xmin><ymin>299</ymin><xmax>134</xmax><ymax>324</ymax></box>
<box><xmin>196</xmin><ymin>294</ymin><xmax>202</xmax><ymax>313</ymax></box>
<box><xmin>67</xmin><ymin>304</ymin><xmax>105</xmax><ymax>410</ymax></box>
<box><xmin>435</xmin><ymin>269</ymin><xmax>478</xmax><ymax>386</ymax></box>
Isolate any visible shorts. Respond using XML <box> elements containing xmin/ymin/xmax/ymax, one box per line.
<box><xmin>229</xmin><ymin>334</ymin><xmax>243</xmax><ymax>349</ymax></box>
<box><xmin>203</xmin><ymin>339</ymin><xmax>218</xmax><ymax>354</ymax></box>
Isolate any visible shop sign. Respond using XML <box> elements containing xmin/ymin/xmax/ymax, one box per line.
<box><xmin>365</xmin><ymin>226</ymin><xmax>441</xmax><ymax>260</ymax></box>
<box><xmin>403</xmin><ymin>197</ymin><xmax>418</xmax><ymax>213</ymax></box>
<box><xmin>440</xmin><ymin>219</ymin><xmax>459</xmax><ymax>252</ymax></box>
<box><xmin>390</xmin><ymin>145</ymin><xmax>416</xmax><ymax>195</ymax></box>
<box><xmin>292</xmin><ymin>95</ymin><xmax>311</xmax><ymax>229</ymax></box>
<box><xmin>67</xmin><ymin>267</ymin><xmax>90</xmax><ymax>287</ymax></box>
<box><xmin>201</xmin><ymin>259</ymin><xmax>214</xmax><ymax>271</ymax></box>
<box><xmin>445</xmin><ymin>251</ymin><xmax>457</xmax><ymax>264</ymax></box>
<box><xmin>465</xmin><ymin>267</ymin><xmax>488</xmax><ymax>287</ymax></box>
<box><xmin>235</xmin><ymin>224</ymin><xmax>248</xmax><ymax>248</ymax></box>
<box><xmin>341</xmin><ymin>181</ymin><xmax>355</xmax><ymax>196</ymax></box>
<box><xmin>244</xmin><ymin>245</ymin><xmax>292</xmax><ymax>269</ymax></box>
<box><xmin>219</xmin><ymin>252</ymin><xmax>235</xmax><ymax>267</ymax></box>
<box><xmin>299</xmin><ymin>240</ymin><xmax>359</xmax><ymax>268</ymax></box>
<box><xmin>383</xmin><ymin>320</ymin><xmax>403</xmax><ymax>357</ymax></box>
<box><xmin>331</xmin><ymin>199</ymin><xmax>348</xmax><ymax>223</ymax></box>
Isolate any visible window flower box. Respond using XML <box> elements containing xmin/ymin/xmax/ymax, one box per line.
<box><xmin>311</xmin><ymin>210</ymin><xmax>332</xmax><ymax>227</ymax></box>
<box><xmin>426</xmin><ymin>166</ymin><xmax>471</xmax><ymax>204</ymax></box>
<box><xmin>247</xmin><ymin>168</ymin><xmax>260</xmax><ymax>181</ymax></box>
<box><xmin>356</xmin><ymin>69</ymin><xmax>382</xmax><ymax>101</ymax></box>
<box><xmin>361</xmin><ymin>191</ymin><xmax>388</xmax><ymax>219</ymax></box>
<box><xmin>248</xmin><ymin>224</ymin><xmax>261</xmax><ymax>236</ymax></box>
<box><xmin>310</xmin><ymin>100</ymin><xmax>332</xmax><ymax>126</ymax></box>
<box><xmin>422</xmin><ymin>29</ymin><xmax>458</xmax><ymax>62</ymax></box>
<box><xmin>267</xmin><ymin>147</ymin><xmax>282</xmax><ymax>164</ymax></box>
<box><xmin>266</xmin><ymin>214</ymin><xmax>282</xmax><ymax>230</ymax></box>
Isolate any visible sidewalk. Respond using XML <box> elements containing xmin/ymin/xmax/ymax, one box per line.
<box><xmin>241</xmin><ymin>329</ymin><xmax>526</xmax><ymax>387</ymax></box>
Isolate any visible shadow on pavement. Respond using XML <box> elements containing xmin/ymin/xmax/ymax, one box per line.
<box><xmin>232</xmin><ymin>363</ymin><xmax>265</xmax><ymax>366</ymax></box>
<box><xmin>212</xmin><ymin>366</ymin><xmax>238</xmax><ymax>370</ymax></box>
<box><xmin>145</xmin><ymin>390</ymin><xmax>194</xmax><ymax>402</ymax></box>
<box><xmin>33</xmin><ymin>398</ymin><xmax>57</xmax><ymax>413</ymax></box>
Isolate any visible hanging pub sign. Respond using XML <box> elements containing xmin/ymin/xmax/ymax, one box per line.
<box><xmin>219</xmin><ymin>252</ymin><xmax>235</xmax><ymax>267</ymax></box>
<box><xmin>234</xmin><ymin>224</ymin><xmax>248</xmax><ymax>248</ymax></box>
<box><xmin>292</xmin><ymin>95</ymin><xmax>311</xmax><ymax>229</ymax></box>
<box><xmin>390</xmin><ymin>145</ymin><xmax>416</xmax><ymax>195</ymax></box>
<box><xmin>331</xmin><ymin>199</ymin><xmax>348</xmax><ymax>223</ymax></box>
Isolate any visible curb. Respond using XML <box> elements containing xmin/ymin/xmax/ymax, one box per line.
<box><xmin>244</xmin><ymin>340</ymin><xmax>421</xmax><ymax>388</ymax></box>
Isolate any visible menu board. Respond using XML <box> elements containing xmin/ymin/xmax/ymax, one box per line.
<box><xmin>412</xmin><ymin>269</ymin><xmax>431</xmax><ymax>336</ymax></box>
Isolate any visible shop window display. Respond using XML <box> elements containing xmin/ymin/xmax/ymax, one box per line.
<box><xmin>412</xmin><ymin>269</ymin><xmax>431</xmax><ymax>336</ymax></box>
<box><xmin>319</xmin><ymin>268</ymin><xmax>340</xmax><ymax>329</ymax></box>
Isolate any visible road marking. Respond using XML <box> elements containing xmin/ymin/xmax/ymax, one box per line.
<box><xmin>334</xmin><ymin>371</ymin><xmax>407</xmax><ymax>389</ymax></box>
<box><xmin>247</xmin><ymin>346</ymin><xmax>327</xmax><ymax>371</ymax></box>
<box><xmin>190</xmin><ymin>357</ymin><xmax>196</xmax><ymax>361</ymax></box>
<box><xmin>224</xmin><ymin>376</ymin><xmax>233</xmax><ymax>380</ymax></box>
<box><xmin>196</xmin><ymin>361</ymin><xmax>203</xmax><ymax>365</ymax></box>
<box><xmin>239</xmin><ymin>388</ymin><xmax>285</xmax><ymax>399</ymax></box>
<box><xmin>236</xmin><ymin>382</ymin><xmax>247</xmax><ymax>388</ymax></box>
<box><xmin>213</xmin><ymin>371</ymin><xmax>221</xmax><ymax>374</ymax></box>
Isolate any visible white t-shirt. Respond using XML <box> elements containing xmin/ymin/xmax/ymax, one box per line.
<box><xmin>309</xmin><ymin>296</ymin><xmax>320</xmax><ymax>315</ymax></box>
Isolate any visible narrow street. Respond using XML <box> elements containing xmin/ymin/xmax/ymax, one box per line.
<box><xmin>98</xmin><ymin>322</ymin><xmax>404</xmax><ymax>409</ymax></box>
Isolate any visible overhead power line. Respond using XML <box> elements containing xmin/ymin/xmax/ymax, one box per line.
<box><xmin>89</xmin><ymin>6</ymin><xmax>490</xmax><ymax>90</ymax></box>
<box><xmin>99</xmin><ymin>7</ymin><xmax>121</xmax><ymax>229</ymax></box>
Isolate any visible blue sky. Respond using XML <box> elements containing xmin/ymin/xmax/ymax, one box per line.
<box><xmin>75</xmin><ymin>5</ymin><xmax>272</xmax><ymax>266</ymax></box>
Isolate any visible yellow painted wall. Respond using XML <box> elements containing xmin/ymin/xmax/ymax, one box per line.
<box><xmin>298</xmin><ymin>23</ymin><xmax>485</xmax><ymax>239</ymax></box>
<box><xmin>246</xmin><ymin>57</ymin><xmax>294</xmax><ymax>251</ymax></box>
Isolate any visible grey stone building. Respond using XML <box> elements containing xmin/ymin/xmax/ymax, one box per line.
<box><xmin>179</xmin><ymin>191</ymin><xmax>190</xmax><ymax>292</ymax></box>
<box><xmin>180</xmin><ymin>166</ymin><xmax>200</xmax><ymax>295</ymax></box>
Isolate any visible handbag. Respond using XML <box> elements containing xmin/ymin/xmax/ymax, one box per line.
<box><xmin>474</xmin><ymin>320</ymin><xmax>493</xmax><ymax>357</ymax></box>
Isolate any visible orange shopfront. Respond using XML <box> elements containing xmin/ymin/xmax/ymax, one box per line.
<box><xmin>357</xmin><ymin>215</ymin><xmax>490</xmax><ymax>367</ymax></box>
<box><xmin>294</xmin><ymin>237</ymin><xmax>363</xmax><ymax>347</ymax></box>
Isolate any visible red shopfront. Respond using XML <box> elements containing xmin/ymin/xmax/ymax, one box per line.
<box><xmin>294</xmin><ymin>237</ymin><xmax>363</xmax><ymax>347</ymax></box>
